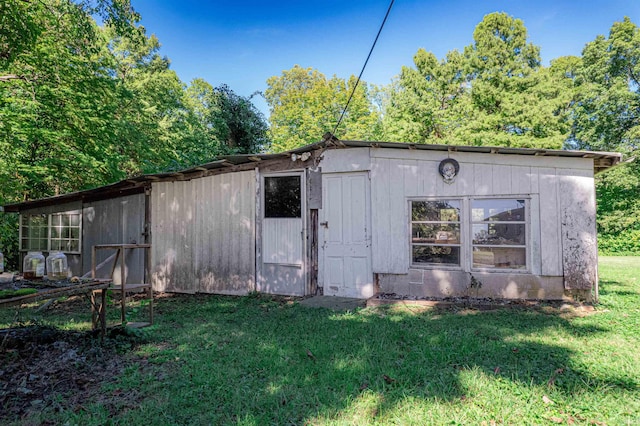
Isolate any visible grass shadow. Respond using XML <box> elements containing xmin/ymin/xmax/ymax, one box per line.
<box><xmin>89</xmin><ymin>293</ymin><xmax>637</xmax><ymax>425</ymax></box>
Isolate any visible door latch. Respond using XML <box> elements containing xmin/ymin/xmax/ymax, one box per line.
<box><xmin>320</xmin><ymin>221</ymin><xmax>329</xmax><ymax>228</ymax></box>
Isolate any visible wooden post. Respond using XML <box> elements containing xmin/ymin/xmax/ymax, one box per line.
<box><xmin>146</xmin><ymin>245</ymin><xmax>153</xmax><ymax>325</ymax></box>
<box><xmin>120</xmin><ymin>247</ymin><xmax>126</xmax><ymax>324</ymax></box>
<box><xmin>100</xmin><ymin>288</ymin><xmax>107</xmax><ymax>336</ymax></box>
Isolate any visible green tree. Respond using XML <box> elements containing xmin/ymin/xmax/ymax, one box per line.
<box><xmin>0</xmin><ymin>0</ymin><xmax>125</xmax><ymax>201</ymax></box>
<box><xmin>210</xmin><ymin>85</ymin><xmax>270</xmax><ymax>154</ymax></box>
<box><xmin>0</xmin><ymin>0</ymin><xmax>269</xmax><ymax>266</ymax></box>
<box><xmin>381</xmin><ymin>49</ymin><xmax>470</xmax><ymax>143</ymax></box>
<box><xmin>569</xmin><ymin>17</ymin><xmax>640</xmax><ymax>253</ymax></box>
<box><xmin>383</xmin><ymin>12</ymin><xmax>571</xmax><ymax>148</ymax></box>
<box><xmin>265</xmin><ymin>65</ymin><xmax>380</xmax><ymax>152</ymax></box>
<box><xmin>460</xmin><ymin>12</ymin><xmax>570</xmax><ymax>149</ymax></box>
<box><xmin>0</xmin><ymin>0</ymin><xmax>139</xmax><ymax>269</ymax></box>
<box><xmin>176</xmin><ymin>79</ymin><xmax>269</xmax><ymax>169</ymax></box>
<box><xmin>570</xmin><ymin>17</ymin><xmax>640</xmax><ymax>152</ymax></box>
<box><xmin>103</xmin><ymin>24</ymin><xmax>186</xmax><ymax>175</ymax></box>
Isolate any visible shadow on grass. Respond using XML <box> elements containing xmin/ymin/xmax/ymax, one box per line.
<box><xmin>597</xmin><ymin>279</ymin><xmax>638</xmax><ymax>297</ymax></box>
<box><xmin>113</xmin><ymin>293</ymin><xmax>637</xmax><ymax>425</ymax></box>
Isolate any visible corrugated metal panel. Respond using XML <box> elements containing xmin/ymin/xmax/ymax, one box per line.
<box><xmin>151</xmin><ymin>170</ymin><xmax>255</xmax><ymax>295</ymax></box>
<box><xmin>82</xmin><ymin>194</ymin><xmax>146</xmax><ymax>284</ymax></box>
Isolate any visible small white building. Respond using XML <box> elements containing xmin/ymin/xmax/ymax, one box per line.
<box><xmin>4</xmin><ymin>138</ymin><xmax>621</xmax><ymax>301</ymax></box>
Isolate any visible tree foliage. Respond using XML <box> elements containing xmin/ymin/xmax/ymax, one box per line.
<box><xmin>568</xmin><ymin>17</ymin><xmax>640</xmax><ymax>252</ymax></box>
<box><xmin>0</xmin><ymin>0</ymin><xmax>268</xmax><ymax>202</ymax></box>
<box><xmin>0</xmin><ymin>0</ymin><xmax>268</xmax><ymax>267</ymax></box>
<box><xmin>265</xmin><ymin>65</ymin><xmax>381</xmax><ymax>151</ymax></box>
<box><xmin>382</xmin><ymin>12</ymin><xmax>572</xmax><ymax>149</ymax></box>
<box><xmin>177</xmin><ymin>80</ymin><xmax>269</xmax><ymax>167</ymax></box>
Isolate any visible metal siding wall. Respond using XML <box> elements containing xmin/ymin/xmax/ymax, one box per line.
<box><xmin>369</xmin><ymin>150</ymin><xmax>577</xmax><ymax>276</ymax></box>
<box><xmin>82</xmin><ymin>194</ymin><xmax>145</xmax><ymax>283</ymax></box>
<box><xmin>151</xmin><ymin>170</ymin><xmax>256</xmax><ymax>294</ymax></box>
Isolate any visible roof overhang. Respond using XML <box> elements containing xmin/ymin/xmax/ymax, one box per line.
<box><xmin>2</xmin><ymin>138</ymin><xmax>622</xmax><ymax>212</ymax></box>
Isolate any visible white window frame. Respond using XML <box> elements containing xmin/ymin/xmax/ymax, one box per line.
<box><xmin>409</xmin><ymin>198</ymin><xmax>464</xmax><ymax>269</ymax></box>
<box><xmin>409</xmin><ymin>196</ymin><xmax>530</xmax><ymax>273</ymax></box>
<box><xmin>19</xmin><ymin>210</ymin><xmax>82</xmax><ymax>254</ymax></box>
<box><xmin>470</xmin><ymin>197</ymin><xmax>529</xmax><ymax>272</ymax></box>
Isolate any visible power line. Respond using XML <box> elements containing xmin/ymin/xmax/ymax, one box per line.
<box><xmin>331</xmin><ymin>0</ymin><xmax>395</xmax><ymax>137</ymax></box>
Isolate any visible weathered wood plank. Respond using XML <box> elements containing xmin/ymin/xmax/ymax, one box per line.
<box><xmin>538</xmin><ymin>168</ymin><xmax>562</xmax><ymax>276</ymax></box>
<box><xmin>320</xmin><ymin>148</ymin><xmax>371</xmax><ymax>173</ymax></box>
<box><xmin>473</xmin><ymin>163</ymin><xmax>493</xmax><ymax>196</ymax></box>
<box><xmin>371</xmin><ymin>158</ymin><xmax>391</xmax><ymax>273</ymax></box>
<box><xmin>511</xmin><ymin>165</ymin><xmax>531</xmax><ymax>194</ymax></box>
<box><xmin>492</xmin><ymin>165</ymin><xmax>512</xmax><ymax>195</ymax></box>
<box><xmin>388</xmin><ymin>159</ymin><xmax>408</xmax><ymax>273</ymax></box>
<box><xmin>529</xmin><ymin>194</ymin><xmax>542</xmax><ymax>275</ymax></box>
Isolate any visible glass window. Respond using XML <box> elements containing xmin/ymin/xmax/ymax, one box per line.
<box><xmin>20</xmin><ymin>211</ymin><xmax>81</xmax><ymax>254</ymax></box>
<box><xmin>471</xmin><ymin>199</ymin><xmax>527</xmax><ymax>269</ymax></box>
<box><xmin>50</xmin><ymin>212</ymin><xmax>81</xmax><ymax>252</ymax></box>
<box><xmin>411</xmin><ymin>200</ymin><xmax>461</xmax><ymax>266</ymax></box>
<box><xmin>264</xmin><ymin>176</ymin><xmax>301</xmax><ymax>218</ymax></box>
<box><xmin>20</xmin><ymin>214</ymin><xmax>48</xmax><ymax>251</ymax></box>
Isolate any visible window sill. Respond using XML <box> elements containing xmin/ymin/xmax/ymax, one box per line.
<box><xmin>410</xmin><ymin>264</ymin><xmax>464</xmax><ymax>271</ymax></box>
<box><xmin>471</xmin><ymin>268</ymin><xmax>531</xmax><ymax>274</ymax></box>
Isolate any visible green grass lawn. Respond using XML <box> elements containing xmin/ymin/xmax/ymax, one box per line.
<box><xmin>2</xmin><ymin>256</ymin><xmax>639</xmax><ymax>425</ymax></box>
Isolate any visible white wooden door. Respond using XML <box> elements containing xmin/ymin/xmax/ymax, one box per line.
<box><xmin>319</xmin><ymin>172</ymin><xmax>373</xmax><ymax>298</ymax></box>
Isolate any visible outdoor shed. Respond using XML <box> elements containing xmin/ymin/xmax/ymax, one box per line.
<box><xmin>3</xmin><ymin>138</ymin><xmax>622</xmax><ymax>301</ymax></box>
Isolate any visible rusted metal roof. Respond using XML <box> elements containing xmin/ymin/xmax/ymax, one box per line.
<box><xmin>2</xmin><ymin>138</ymin><xmax>622</xmax><ymax>212</ymax></box>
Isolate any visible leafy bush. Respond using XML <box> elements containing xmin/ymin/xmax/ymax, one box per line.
<box><xmin>0</xmin><ymin>213</ymin><xmax>19</xmax><ymax>271</ymax></box>
<box><xmin>598</xmin><ymin>229</ymin><xmax>640</xmax><ymax>255</ymax></box>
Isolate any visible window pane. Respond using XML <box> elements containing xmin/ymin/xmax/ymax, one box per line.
<box><xmin>473</xmin><ymin>247</ymin><xmax>526</xmax><ymax>269</ymax></box>
<box><xmin>412</xmin><ymin>224</ymin><xmax>460</xmax><ymax>244</ymax></box>
<box><xmin>264</xmin><ymin>176</ymin><xmax>301</xmax><ymax>218</ymax></box>
<box><xmin>472</xmin><ymin>223</ymin><xmax>525</xmax><ymax>245</ymax></box>
<box><xmin>28</xmin><ymin>238</ymin><xmax>47</xmax><ymax>251</ymax></box>
<box><xmin>412</xmin><ymin>200</ymin><xmax>460</xmax><ymax>222</ymax></box>
<box><xmin>69</xmin><ymin>240</ymin><xmax>79</xmax><ymax>252</ymax></box>
<box><xmin>69</xmin><ymin>214</ymin><xmax>80</xmax><ymax>227</ymax></box>
<box><xmin>413</xmin><ymin>245</ymin><xmax>460</xmax><ymax>265</ymax></box>
<box><xmin>29</xmin><ymin>214</ymin><xmax>47</xmax><ymax>227</ymax></box>
<box><xmin>71</xmin><ymin>227</ymin><xmax>79</xmax><ymax>239</ymax></box>
<box><xmin>472</xmin><ymin>199</ymin><xmax>526</xmax><ymax>222</ymax></box>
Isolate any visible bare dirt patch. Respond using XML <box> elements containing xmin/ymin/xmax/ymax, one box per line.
<box><xmin>0</xmin><ymin>324</ymin><xmax>147</xmax><ymax>424</ymax></box>
<box><xmin>368</xmin><ymin>293</ymin><xmax>599</xmax><ymax>317</ymax></box>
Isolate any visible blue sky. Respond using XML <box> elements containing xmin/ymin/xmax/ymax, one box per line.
<box><xmin>133</xmin><ymin>0</ymin><xmax>640</xmax><ymax>116</ymax></box>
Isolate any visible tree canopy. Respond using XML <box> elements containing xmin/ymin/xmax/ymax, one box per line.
<box><xmin>0</xmin><ymin>0</ymin><xmax>269</xmax><ymax>268</ymax></box>
<box><xmin>264</xmin><ymin>65</ymin><xmax>381</xmax><ymax>151</ymax></box>
<box><xmin>380</xmin><ymin>12</ymin><xmax>572</xmax><ymax>149</ymax></box>
<box><xmin>0</xmin><ymin>0</ymin><xmax>269</xmax><ymax>204</ymax></box>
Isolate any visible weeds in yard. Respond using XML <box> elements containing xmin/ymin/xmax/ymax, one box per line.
<box><xmin>1</xmin><ymin>257</ymin><xmax>638</xmax><ymax>425</ymax></box>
